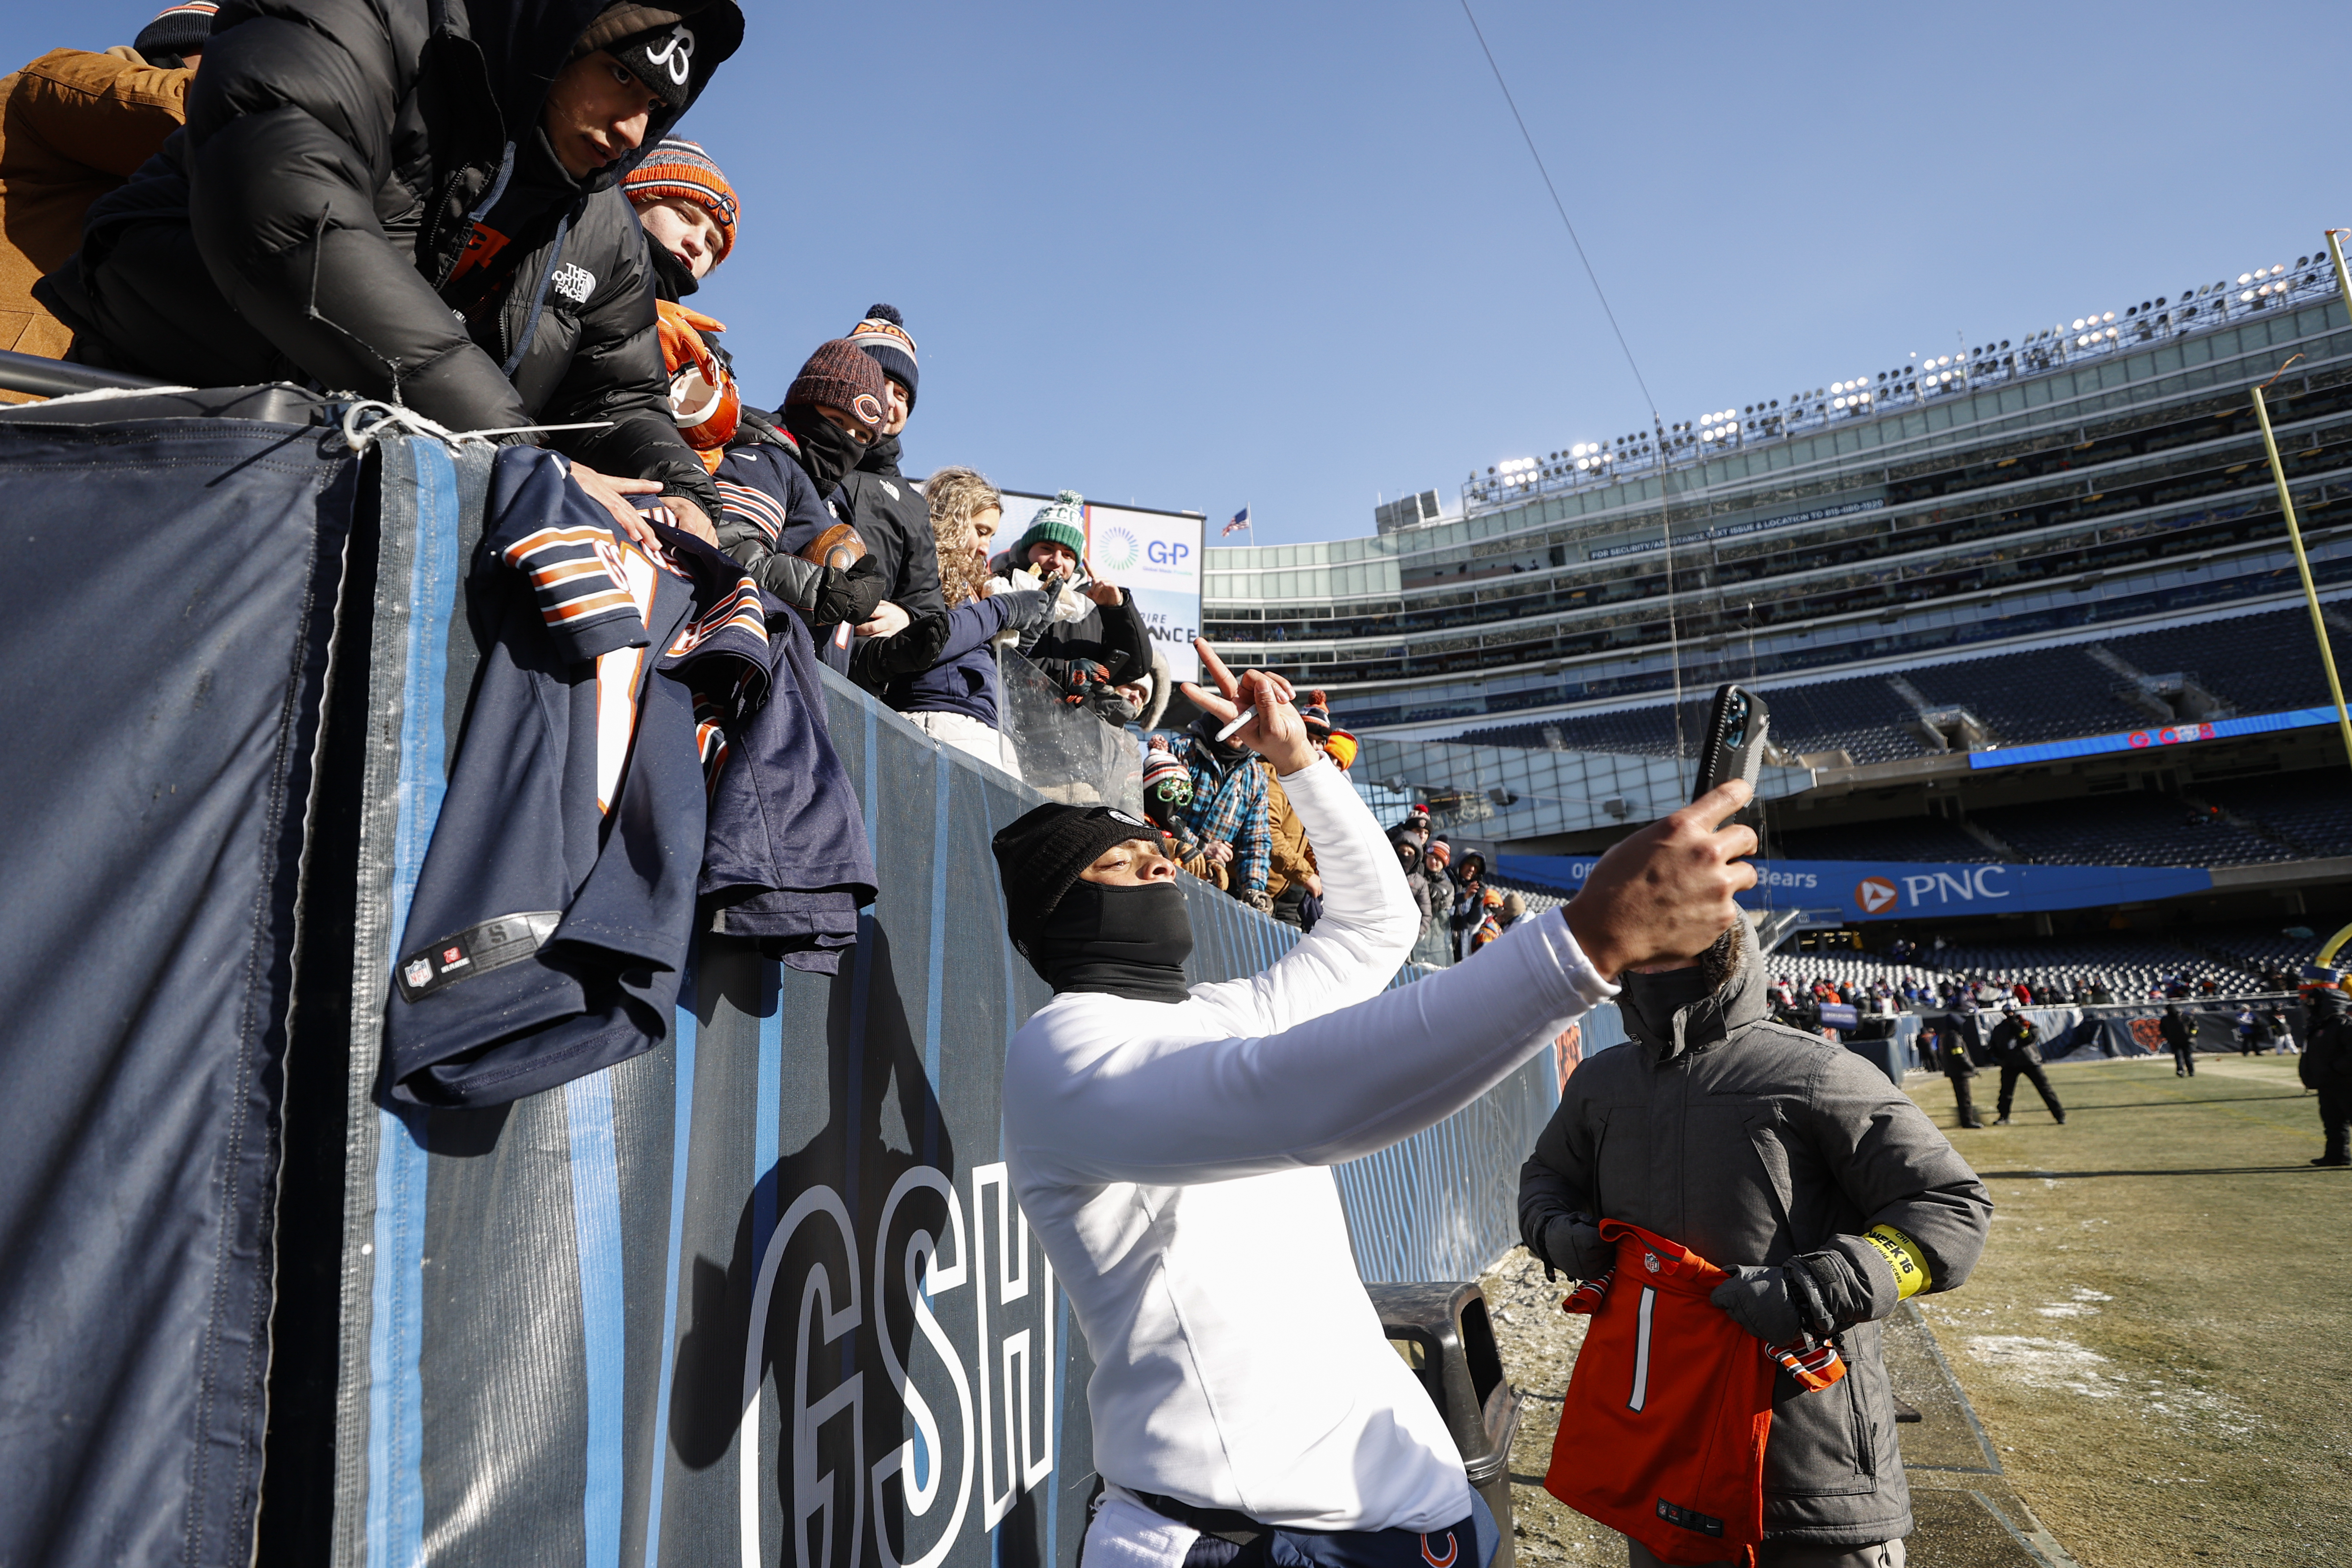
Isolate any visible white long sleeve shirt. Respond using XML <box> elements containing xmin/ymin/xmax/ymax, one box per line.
<box><xmin>1002</xmin><ymin>757</ymin><xmax>1616</xmax><ymax>1548</ymax></box>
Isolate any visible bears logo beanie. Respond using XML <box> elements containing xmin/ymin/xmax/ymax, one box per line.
<box><xmin>991</xmin><ymin>803</ymin><xmax>1162</xmax><ymax>964</ymax></box>
<box><xmin>847</xmin><ymin>305</ymin><xmax>919</xmax><ymax>409</ymax></box>
<box><xmin>623</xmin><ymin>137</ymin><xmax>739</xmax><ymax>261</ymax></box>
<box><xmin>784</xmin><ymin>339</ymin><xmax>889</xmax><ymax>432</ymax></box>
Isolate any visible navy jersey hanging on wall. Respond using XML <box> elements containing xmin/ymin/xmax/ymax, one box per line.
<box><xmin>385</xmin><ymin>448</ymin><xmax>770</xmax><ymax>1107</ymax></box>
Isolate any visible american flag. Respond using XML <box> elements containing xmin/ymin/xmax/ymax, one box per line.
<box><xmin>1222</xmin><ymin>507</ymin><xmax>1251</xmax><ymax>537</ymax></box>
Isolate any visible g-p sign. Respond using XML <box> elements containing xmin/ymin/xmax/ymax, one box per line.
<box><xmin>1147</xmin><ymin>539</ymin><xmax>1191</xmax><ymax>568</ymax></box>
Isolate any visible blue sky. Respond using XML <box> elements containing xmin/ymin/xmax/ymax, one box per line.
<box><xmin>18</xmin><ymin>2</ymin><xmax>2352</xmax><ymax>544</ymax></box>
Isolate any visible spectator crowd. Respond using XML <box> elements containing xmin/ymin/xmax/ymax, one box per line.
<box><xmin>0</xmin><ymin>0</ymin><xmax>1380</xmax><ymax>933</ymax></box>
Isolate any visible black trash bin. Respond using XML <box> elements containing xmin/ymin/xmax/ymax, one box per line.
<box><xmin>1366</xmin><ymin>1281</ymin><xmax>1521</xmax><ymax>1567</ymax></box>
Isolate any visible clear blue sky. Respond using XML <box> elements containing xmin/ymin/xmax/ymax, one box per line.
<box><xmin>17</xmin><ymin>2</ymin><xmax>2352</xmax><ymax>544</ymax></box>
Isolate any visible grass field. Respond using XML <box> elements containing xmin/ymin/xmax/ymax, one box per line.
<box><xmin>1483</xmin><ymin>1052</ymin><xmax>2352</xmax><ymax>1568</ymax></box>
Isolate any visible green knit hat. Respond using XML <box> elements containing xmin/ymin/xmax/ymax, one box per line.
<box><xmin>1016</xmin><ymin>490</ymin><xmax>1087</xmax><ymax>564</ymax></box>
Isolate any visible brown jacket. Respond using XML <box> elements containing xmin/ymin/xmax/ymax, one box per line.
<box><xmin>1258</xmin><ymin>759</ymin><xmax>1318</xmax><ymax>899</ymax></box>
<box><xmin>0</xmin><ymin>47</ymin><xmax>191</xmax><ymax>369</ymax></box>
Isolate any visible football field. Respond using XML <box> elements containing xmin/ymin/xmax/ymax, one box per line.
<box><xmin>1485</xmin><ymin>1054</ymin><xmax>2351</xmax><ymax>1567</ymax></box>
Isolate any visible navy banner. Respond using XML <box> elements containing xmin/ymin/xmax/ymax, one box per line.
<box><xmin>0</xmin><ymin>402</ymin><xmax>358</xmax><ymax>1568</ymax></box>
<box><xmin>1500</xmin><ymin>854</ymin><xmax>2214</xmax><ymax>922</ymax></box>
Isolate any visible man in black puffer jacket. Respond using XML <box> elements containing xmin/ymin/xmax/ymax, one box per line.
<box><xmin>38</xmin><ymin>0</ymin><xmax>740</xmax><ymax>535</ymax></box>
<box><xmin>1519</xmin><ymin>920</ymin><xmax>1991</xmax><ymax>1564</ymax></box>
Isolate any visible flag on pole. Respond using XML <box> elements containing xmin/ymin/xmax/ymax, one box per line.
<box><xmin>1222</xmin><ymin>506</ymin><xmax>1251</xmax><ymax>537</ymax></box>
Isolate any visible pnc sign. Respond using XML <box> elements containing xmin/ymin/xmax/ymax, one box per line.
<box><xmin>1500</xmin><ymin>853</ymin><xmax>2218</xmax><ymax>922</ymax></box>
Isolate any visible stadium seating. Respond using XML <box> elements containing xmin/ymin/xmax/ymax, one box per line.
<box><xmin>1969</xmin><ymin>793</ymin><xmax>2291</xmax><ymax>867</ymax></box>
<box><xmin>1454</xmin><ymin>605</ymin><xmax>2347</xmax><ymax>764</ymax></box>
<box><xmin>2195</xmin><ymin>771</ymin><xmax>2352</xmax><ymax>859</ymax></box>
<box><xmin>2103</xmin><ymin>607</ymin><xmax>2345</xmax><ymax>718</ymax></box>
<box><xmin>1768</xmin><ymin>815</ymin><xmax>2000</xmax><ymax>863</ymax></box>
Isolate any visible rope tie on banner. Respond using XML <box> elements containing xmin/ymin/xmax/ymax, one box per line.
<box><xmin>338</xmin><ymin>397</ymin><xmax>613</xmax><ymax>453</ymax></box>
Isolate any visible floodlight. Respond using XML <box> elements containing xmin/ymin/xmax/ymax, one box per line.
<box><xmin>2239</xmin><ymin>272</ymin><xmax>2253</xmax><ymax>285</ymax></box>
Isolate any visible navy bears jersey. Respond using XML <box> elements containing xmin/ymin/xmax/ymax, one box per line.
<box><xmin>385</xmin><ymin>448</ymin><xmax>771</xmax><ymax>1108</ymax></box>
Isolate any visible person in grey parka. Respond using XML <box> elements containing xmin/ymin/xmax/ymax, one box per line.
<box><xmin>1518</xmin><ymin>919</ymin><xmax>1992</xmax><ymax>1566</ymax></box>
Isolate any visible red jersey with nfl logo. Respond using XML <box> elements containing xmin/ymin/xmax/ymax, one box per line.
<box><xmin>1543</xmin><ymin>1222</ymin><xmax>1779</xmax><ymax>1566</ymax></box>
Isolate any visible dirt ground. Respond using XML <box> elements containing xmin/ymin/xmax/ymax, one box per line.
<box><xmin>1480</xmin><ymin>1053</ymin><xmax>2352</xmax><ymax>1568</ymax></box>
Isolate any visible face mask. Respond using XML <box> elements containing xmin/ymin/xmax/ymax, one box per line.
<box><xmin>780</xmin><ymin>404</ymin><xmax>870</xmax><ymax>494</ymax></box>
<box><xmin>1034</xmin><ymin>879</ymin><xmax>1193</xmax><ymax>1003</ymax></box>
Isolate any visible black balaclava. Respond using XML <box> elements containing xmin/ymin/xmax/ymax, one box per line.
<box><xmin>859</xmin><ymin>433</ymin><xmax>903</xmax><ymax>477</ymax></box>
<box><xmin>1032</xmin><ymin>880</ymin><xmax>1194</xmax><ymax>1003</ymax></box>
<box><xmin>993</xmin><ymin>802</ymin><xmax>1194</xmax><ymax>1003</ymax></box>
<box><xmin>779</xmin><ymin>404</ymin><xmax>868</xmax><ymax>495</ymax></box>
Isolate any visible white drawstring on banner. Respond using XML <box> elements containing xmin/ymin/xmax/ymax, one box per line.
<box><xmin>339</xmin><ymin>397</ymin><xmax>612</xmax><ymax>453</ymax></box>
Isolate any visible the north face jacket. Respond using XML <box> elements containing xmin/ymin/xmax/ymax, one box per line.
<box><xmin>1517</xmin><ymin>920</ymin><xmax>1992</xmax><ymax>1550</ymax></box>
<box><xmin>38</xmin><ymin>0</ymin><xmax>738</xmax><ymax>522</ymax></box>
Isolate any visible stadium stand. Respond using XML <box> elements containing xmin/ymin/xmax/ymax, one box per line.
<box><xmin>1765</xmin><ymin>936</ymin><xmax>2277</xmax><ymax>1001</ymax></box>
<box><xmin>1903</xmin><ymin>647</ymin><xmax>2147</xmax><ymax>745</ymax></box>
<box><xmin>1452</xmin><ymin>605</ymin><xmax>2348</xmax><ymax>767</ymax></box>
<box><xmin>2195</xmin><ymin>770</ymin><xmax>2352</xmax><ymax>859</ymax></box>
<box><xmin>2102</xmin><ymin>606</ymin><xmax>2346</xmax><ymax>719</ymax></box>
<box><xmin>1767</xmin><ymin>815</ymin><xmax>2000</xmax><ymax>864</ymax></box>
<box><xmin>1968</xmin><ymin>792</ymin><xmax>2292</xmax><ymax>867</ymax></box>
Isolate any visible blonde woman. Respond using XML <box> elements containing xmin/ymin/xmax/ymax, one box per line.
<box><xmin>885</xmin><ymin>467</ymin><xmax>1053</xmax><ymax>776</ymax></box>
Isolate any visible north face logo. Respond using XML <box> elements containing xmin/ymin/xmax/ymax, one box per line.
<box><xmin>551</xmin><ymin>263</ymin><xmax>596</xmax><ymax>304</ymax></box>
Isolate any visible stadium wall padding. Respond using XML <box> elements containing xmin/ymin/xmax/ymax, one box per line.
<box><xmin>0</xmin><ymin>413</ymin><xmax>361</xmax><ymax>1568</ymax></box>
<box><xmin>317</xmin><ymin>433</ymin><xmax>1597</xmax><ymax>1568</ymax></box>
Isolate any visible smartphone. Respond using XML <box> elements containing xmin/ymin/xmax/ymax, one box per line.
<box><xmin>1692</xmin><ymin>684</ymin><xmax>1770</xmax><ymax>814</ymax></box>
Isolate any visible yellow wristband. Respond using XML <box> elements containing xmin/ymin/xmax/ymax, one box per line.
<box><xmin>1863</xmin><ymin>1224</ymin><xmax>1932</xmax><ymax>1300</ymax></box>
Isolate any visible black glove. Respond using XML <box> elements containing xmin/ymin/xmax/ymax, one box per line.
<box><xmin>1711</xmin><ymin>1248</ymin><xmax>1879</xmax><ymax>1343</ymax></box>
<box><xmin>992</xmin><ymin>588</ymin><xmax>1053</xmax><ymax>633</ymax></box>
<box><xmin>867</xmin><ymin>612</ymin><xmax>954</xmax><ymax>678</ymax></box>
<box><xmin>1711</xmin><ymin>1266</ymin><xmax>1806</xmax><ymax>1344</ymax></box>
<box><xmin>813</xmin><ymin>556</ymin><xmax>884</xmax><ymax>626</ymax></box>
<box><xmin>1535</xmin><ymin>1213</ymin><xmax>1615</xmax><ymax>1281</ymax></box>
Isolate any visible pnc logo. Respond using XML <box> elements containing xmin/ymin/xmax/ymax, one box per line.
<box><xmin>1855</xmin><ymin>877</ymin><xmax>1900</xmax><ymax>914</ymax></box>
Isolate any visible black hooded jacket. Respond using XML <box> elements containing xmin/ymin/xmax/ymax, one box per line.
<box><xmin>1518</xmin><ymin>921</ymin><xmax>1992</xmax><ymax>1547</ymax></box>
<box><xmin>38</xmin><ymin>0</ymin><xmax>739</xmax><ymax>521</ymax></box>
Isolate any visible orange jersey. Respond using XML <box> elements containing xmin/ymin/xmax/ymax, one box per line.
<box><xmin>1544</xmin><ymin>1222</ymin><xmax>1822</xmax><ymax>1568</ymax></box>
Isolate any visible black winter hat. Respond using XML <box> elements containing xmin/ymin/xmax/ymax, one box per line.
<box><xmin>135</xmin><ymin>2</ymin><xmax>217</xmax><ymax>61</ymax></box>
<box><xmin>578</xmin><ymin>3</ymin><xmax>714</xmax><ymax>110</ymax></box>
<box><xmin>992</xmin><ymin>803</ymin><xmax>1162</xmax><ymax>961</ymax></box>
<box><xmin>848</xmin><ymin>304</ymin><xmax>919</xmax><ymax>410</ymax></box>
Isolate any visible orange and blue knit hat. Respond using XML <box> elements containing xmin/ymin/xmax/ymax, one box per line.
<box><xmin>621</xmin><ymin>137</ymin><xmax>740</xmax><ymax>263</ymax></box>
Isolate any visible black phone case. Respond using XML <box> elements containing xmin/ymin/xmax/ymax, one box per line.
<box><xmin>1693</xmin><ymin>684</ymin><xmax>1770</xmax><ymax>814</ymax></box>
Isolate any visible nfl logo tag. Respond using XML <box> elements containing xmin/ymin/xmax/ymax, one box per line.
<box><xmin>1644</xmin><ymin>1251</ymin><xmax>1661</xmax><ymax>1274</ymax></box>
<box><xmin>403</xmin><ymin>958</ymin><xmax>432</xmax><ymax>990</ymax></box>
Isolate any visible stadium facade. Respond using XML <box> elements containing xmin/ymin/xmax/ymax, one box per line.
<box><xmin>1201</xmin><ymin>249</ymin><xmax>2352</xmax><ymax>951</ymax></box>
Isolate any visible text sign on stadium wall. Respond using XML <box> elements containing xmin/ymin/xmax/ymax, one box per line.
<box><xmin>1965</xmin><ymin>705</ymin><xmax>2341</xmax><ymax>769</ymax></box>
<box><xmin>1499</xmin><ymin>854</ymin><xmax>2215</xmax><ymax>921</ymax></box>
<box><xmin>1000</xmin><ymin>492</ymin><xmax>1204</xmax><ymax>682</ymax></box>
